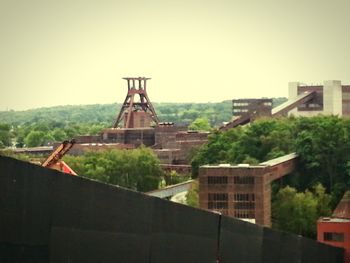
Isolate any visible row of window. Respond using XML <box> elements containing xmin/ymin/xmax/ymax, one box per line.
<box><xmin>234</xmin><ymin>193</ymin><xmax>255</xmax><ymax>202</ymax></box>
<box><xmin>208</xmin><ymin>193</ymin><xmax>228</xmax><ymax>201</ymax></box>
<box><xmin>234</xmin><ymin>202</ymin><xmax>255</xmax><ymax>210</ymax></box>
<box><xmin>208</xmin><ymin>201</ymin><xmax>255</xmax><ymax>210</ymax></box>
<box><xmin>207</xmin><ymin>176</ymin><xmax>255</xmax><ymax>185</ymax></box>
<box><xmin>324</xmin><ymin>232</ymin><xmax>344</xmax><ymax>242</ymax></box>
<box><xmin>233</xmin><ymin>176</ymin><xmax>255</xmax><ymax>184</ymax></box>
<box><xmin>207</xmin><ymin>193</ymin><xmax>255</xmax><ymax>201</ymax></box>
<box><xmin>208</xmin><ymin>202</ymin><xmax>228</xmax><ymax>209</ymax></box>
<box><xmin>232</xmin><ymin>102</ymin><xmax>272</xmax><ymax>107</ymax></box>
<box><xmin>208</xmin><ymin>176</ymin><xmax>228</xmax><ymax>184</ymax></box>
<box><xmin>233</xmin><ymin>102</ymin><xmax>249</xmax><ymax>106</ymax></box>
<box><xmin>234</xmin><ymin>210</ymin><xmax>255</xmax><ymax>219</ymax></box>
<box><xmin>233</xmin><ymin>109</ymin><xmax>249</xmax><ymax>112</ymax></box>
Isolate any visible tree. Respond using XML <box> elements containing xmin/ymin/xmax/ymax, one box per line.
<box><xmin>295</xmin><ymin>116</ymin><xmax>350</xmax><ymax>193</ymax></box>
<box><xmin>24</xmin><ymin>131</ymin><xmax>45</xmax><ymax>147</ymax></box>
<box><xmin>186</xmin><ymin>180</ymin><xmax>199</xmax><ymax>208</ymax></box>
<box><xmin>272</xmin><ymin>184</ymin><xmax>331</xmax><ymax>238</ymax></box>
<box><xmin>188</xmin><ymin>118</ymin><xmax>211</xmax><ymax>131</ymax></box>
<box><xmin>64</xmin><ymin>147</ymin><xmax>163</xmax><ymax>192</ymax></box>
<box><xmin>51</xmin><ymin>128</ymin><xmax>67</xmax><ymax>141</ymax></box>
<box><xmin>0</xmin><ymin>123</ymin><xmax>11</xmax><ymax>148</ymax></box>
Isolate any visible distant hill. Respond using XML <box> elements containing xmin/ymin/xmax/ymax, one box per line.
<box><xmin>0</xmin><ymin>98</ymin><xmax>287</xmax><ymax>127</ymax></box>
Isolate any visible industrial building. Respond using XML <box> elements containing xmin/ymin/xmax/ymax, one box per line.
<box><xmin>318</xmin><ymin>191</ymin><xmax>350</xmax><ymax>263</ymax></box>
<box><xmin>199</xmin><ymin>153</ymin><xmax>297</xmax><ymax>226</ymax></box>
<box><xmin>73</xmin><ymin>77</ymin><xmax>209</xmax><ymax>168</ymax></box>
<box><xmin>288</xmin><ymin>80</ymin><xmax>350</xmax><ymax>117</ymax></box>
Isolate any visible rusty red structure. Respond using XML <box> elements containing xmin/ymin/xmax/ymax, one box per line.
<box><xmin>113</xmin><ymin>77</ymin><xmax>159</xmax><ymax>128</ymax></box>
<box><xmin>318</xmin><ymin>191</ymin><xmax>350</xmax><ymax>263</ymax></box>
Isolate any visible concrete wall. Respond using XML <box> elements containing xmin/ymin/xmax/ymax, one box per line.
<box><xmin>323</xmin><ymin>80</ymin><xmax>342</xmax><ymax>116</ymax></box>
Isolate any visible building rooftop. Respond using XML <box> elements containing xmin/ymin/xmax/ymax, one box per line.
<box><xmin>260</xmin><ymin>153</ymin><xmax>298</xmax><ymax>166</ymax></box>
<box><xmin>201</xmin><ymin>153</ymin><xmax>298</xmax><ymax>169</ymax></box>
<box><xmin>332</xmin><ymin>190</ymin><xmax>350</xmax><ymax>219</ymax></box>
<box><xmin>318</xmin><ymin>217</ymin><xmax>350</xmax><ymax>223</ymax></box>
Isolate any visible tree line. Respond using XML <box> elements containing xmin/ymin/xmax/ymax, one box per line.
<box><xmin>0</xmin><ymin>98</ymin><xmax>286</xmax><ymax>148</ymax></box>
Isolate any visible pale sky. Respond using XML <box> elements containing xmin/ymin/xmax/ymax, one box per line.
<box><xmin>1</xmin><ymin>0</ymin><xmax>350</xmax><ymax>110</ymax></box>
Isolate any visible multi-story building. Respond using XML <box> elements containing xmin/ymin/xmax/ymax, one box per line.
<box><xmin>288</xmin><ymin>80</ymin><xmax>350</xmax><ymax>117</ymax></box>
<box><xmin>199</xmin><ymin>153</ymin><xmax>297</xmax><ymax>226</ymax></box>
<box><xmin>232</xmin><ymin>98</ymin><xmax>272</xmax><ymax>120</ymax></box>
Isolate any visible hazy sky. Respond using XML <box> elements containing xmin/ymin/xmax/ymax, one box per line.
<box><xmin>1</xmin><ymin>0</ymin><xmax>350</xmax><ymax>110</ymax></box>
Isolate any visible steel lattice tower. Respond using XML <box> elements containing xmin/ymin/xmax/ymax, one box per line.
<box><xmin>113</xmin><ymin>77</ymin><xmax>159</xmax><ymax>128</ymax></box>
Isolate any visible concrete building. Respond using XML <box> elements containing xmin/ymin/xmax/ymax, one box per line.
<box><xmin>199</xmin><ymin>153</ymin><xmax>297</xmax><ymax>226</ymax></box>
<box><xmin>232</xmin><ymin>98</ymin><xmax>272</xmax><ymax>119</ymax></box>
<box><xmin>318</xmin><ymin>191</ymin><xmax>350</xmax><ymax>263</ymax></box>
<box><xmin>288</xmin><ymin>80</ymin><xmax>350</xmax><ymax>117</ymax></box>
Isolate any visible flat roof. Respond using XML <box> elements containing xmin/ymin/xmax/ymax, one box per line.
<box><xmin>201</xmin><ymin>153</ymin><xmax>298</xmax><ymax>169</ymax></box>
<box><xmin>319</xmin><ymin>217</ymin><xmax>350</xmax><ymax>223</ymax></box>
<box><xmin>260</xmin><ymin>153</ymin><xmax>298</xmax><ymax>166</ymax></box>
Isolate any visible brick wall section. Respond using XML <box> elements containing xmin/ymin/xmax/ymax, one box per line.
<box><xmin>74</xmin><ymin>135</ymin><xmax>102</xmax><ymax>144</ymax></box>
<box><xmin>199</xmin><ymin>154</ymin><xmax>298</xmax><ymax>227</ymax></box>
<box><xmin>101</xmin><ymin>128</ymin><xmax>155</xmax><ymax>146</ymax></box>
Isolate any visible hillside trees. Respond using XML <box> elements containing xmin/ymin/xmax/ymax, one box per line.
<box><xmin>188</xmin><ymin>118</ymin><xmax>211</xmax><ymax>131</ymax></box>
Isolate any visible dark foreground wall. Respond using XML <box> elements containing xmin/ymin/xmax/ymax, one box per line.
<box><xmin>0</xmin><ymin>156</ymin><xmax>343</xmax><ymax>263</ymax></box>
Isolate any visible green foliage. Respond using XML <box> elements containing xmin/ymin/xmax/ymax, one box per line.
<box><xmin>272</xmin><ymin>184</ymin><xmax>331</xmax><ymax>238</ymax></box>
<box><xmin>192</xmin><ymin>116</ymin><xmax>350</xmax><ymax>197</ymax></box>
<box><xmin>295</xmin><ymin>116</ymin><xmax>350</xmax><ymax>193</ymax></box>
<box><xmin>191</xmin><ymin>118</ymin><xmax>294</xmax><ymax>176</ymax></box>
<box><xmin>0</xmin><ymin>98</ymin><xmax>286</xmax><ymax>147</ymax></box>
<box><xmin>186</xmin><ymin>180</ymin><xmax>199</xmax><ymax>208</ymax></box>
<box><xmin>163</xmin><ymin>171</ymin><xmax>191</xmax><ymax>186</ymax></box>
<box><xmin>0</xmin><ymin>149</ymin><xmax>31</xmax><ymax>162</ymax></box>
<box><xmin>0</xmin><ymin>123</ymin><xmax>12</xmax><ymax>148</ymax></box>
<box><xmin>63</xmin><ymin>147</ymin><xmax>163</xmax><ymax>192</ymax></box>
<box><xmin>188</xmin><ymin>118</ymin><xmax>211</xmax><ymax>131</ymax></box>
<box><xmin>192</xmin><ymin>115</ymin><xmax>350</xmax><ymax>237</ymax></box>
<box><xmin>24</xmin><ymin>131</ymin><xmax>46</xmax><ymax>147</ymax></box>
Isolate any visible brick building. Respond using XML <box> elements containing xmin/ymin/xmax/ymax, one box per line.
<box><xmin>318</xmin><ymin>191</ymin><xmax>350</xmax><ymax>263</ymax></box>
<box><xmin>288</xmin><ymin>80</ymin><xmax>350</xmax><ymax>117</ymax></box>
<box><xmin>232</xmin><ymin>98</ymin><xmax>272</xmax><ymax>120</ymax></box>
<box><xmin>199</xmin><ymin>153</ymin><xmax>297</xmax><ymax>226</ymax></box>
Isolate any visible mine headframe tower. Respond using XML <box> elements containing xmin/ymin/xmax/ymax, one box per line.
<box><xmin>113</xmin><ymin>77</ymin><xmax>160</xmax><ymax>128</ymax></box>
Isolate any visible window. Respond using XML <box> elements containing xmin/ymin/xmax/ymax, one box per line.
<box><xmin>233</xmin><ymin>193</ymin><xmax>255</xmax><ymax>219</ymax></box>
<box><xmin>234</xmin><ymin>202</ymin><xmax>255</xmax><ymax>209</ymax></box>
<box><xmin>324</xmin><ymin>232</ymin><xmax>344</xmax><ymax>242</ymax></box>
<box><xmin>233</xmin><ymin>102</ymin><xmax>249</xmax><ymax>107</ymax></box>
<box><xmin>208</xmin><ymin>193</ymin><xmax>228</xmax><ymax>201</ymax></box>
<box><xmin>234</xmin><ymin>193</ymin><xmax>255</xmax><ymax>201</ymax></box>
<box><xmin>234</xmin><ymin>210</ymin><xmax>254</xmax><ymax>219</ymax></box>
<box><xmin>234</xmin><ymin>176</ymin><xmax>255</xmax><ymax>185</ymax></box>
<box><xmin>208</xmin><ymin>176</ymin><xmax>228</xmax><ymax>185</ymax></box>
<box><xmin>208</xmin><ymin>193</ymin><xmax>228</xmax><ymax>210</ymax></box>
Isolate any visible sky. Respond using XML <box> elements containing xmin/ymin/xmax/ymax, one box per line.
<box><xmin>1</xmin><ymin>0</ymin><xmax>350</xmax><ymax>110</ymax></box>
